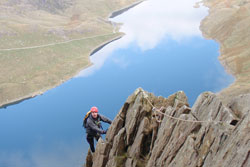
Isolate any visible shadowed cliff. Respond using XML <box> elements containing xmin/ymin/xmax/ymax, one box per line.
<box><xmin>85</xmin><ymin>88</ymin><xmax>249</xmax><ymax>167</ymax></box>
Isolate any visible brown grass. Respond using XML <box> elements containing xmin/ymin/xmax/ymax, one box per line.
<box><xmin>201</xmin><ymin>0</ymin><xmax>250</xmax><ymax>102</ymax></box>
<box><xmin>0</xmin><ymin>0</ymin><xmax>141</xmax><ymax>107</ymax></box>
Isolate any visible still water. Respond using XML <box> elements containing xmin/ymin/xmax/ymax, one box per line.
<box><xmin>0</xmin><ymin>0</ymin><xmax>233</xmax><ymax>166</ymax></box>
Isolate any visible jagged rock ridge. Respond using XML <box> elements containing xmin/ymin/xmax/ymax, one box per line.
<box><xmin>85</xmin><ymin>88</ymin><xmax>250</xmax><ymax>167</ymax></box>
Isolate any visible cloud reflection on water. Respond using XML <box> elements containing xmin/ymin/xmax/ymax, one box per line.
<box><xmin>113</xmin><ymin>0</ymin><xmax>207</xmax><ymax>50</ymax></box>
<box><xmin>76</xmin><ymin>0</ymin><xmax>208</xmax><ymax>77</ymax></box>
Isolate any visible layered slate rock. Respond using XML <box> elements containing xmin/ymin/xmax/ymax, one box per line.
<box><xmin>85</xmin><ymin>88</ymin><xmax>249</xmax><ymax>167</ymax></box>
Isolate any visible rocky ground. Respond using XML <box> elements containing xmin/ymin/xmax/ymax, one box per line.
<box><xmin>85</xmin><ymin>88</ymin><xmax>249</xmax><ymax>167</ymax></box>
<box><xmin>85</xmin><ymin>1</ymin><xmax>250</xmax><ymax>165</ymax></box>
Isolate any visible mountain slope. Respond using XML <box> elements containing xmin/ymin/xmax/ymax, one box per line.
<box><xmin>200</xmin><ymin>0</ymin><xmax>250</xmax><ymax>102</ymax></box>
<box><xmin>0</xmin><ymin>0</ymin><xmax>141</xmax><ymax>107</ymax></box>
<box><xmin>85</xmin><ymin>88</ymin><xmax>249</xmax><ymax>167</ymax></box>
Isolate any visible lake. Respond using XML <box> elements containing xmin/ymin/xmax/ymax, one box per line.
<box><xmin>0</xmin><ymin>0</ymin><xmax>234</xmax><ymax>166</ymax></box>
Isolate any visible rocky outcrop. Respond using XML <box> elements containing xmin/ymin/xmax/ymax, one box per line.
<box><xmin>85</xmin><ymin>88</ymin><xmax>250</xmax><ymax>167</ymax></box>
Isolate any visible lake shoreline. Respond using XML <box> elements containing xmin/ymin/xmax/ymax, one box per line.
<box><xmin>0</xmin><ymin>0</ymin><xmax>144</xmax><ymax>109</ymax></box>
<box><xmin>199</xmin><ymin>0</ymin><xmax>250</xmax><ymax>103</ymax></box>
<box><xmin>1</xmin><ymin>0</ymin><xmax>238</xmax><ymax>108</ymax></box>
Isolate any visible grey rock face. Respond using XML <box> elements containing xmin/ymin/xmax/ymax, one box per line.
<box><xmin>85</xmin><ymin>88</ymin><xmax>250</xmax><ymax>167</ymax></box>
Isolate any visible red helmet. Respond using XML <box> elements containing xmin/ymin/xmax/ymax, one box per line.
<box><xmin>90</xmin><ymin>106</ymin><xmax>98</xmax><ymax>113</ymax></box>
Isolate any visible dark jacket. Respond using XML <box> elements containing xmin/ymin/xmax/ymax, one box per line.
<box><xmin>85</xmin><ymin>114</ymin><xmax>112</xmax><ymax>136</ymax></box>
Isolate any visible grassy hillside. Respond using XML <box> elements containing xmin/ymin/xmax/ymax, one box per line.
<box><xmin>0</xmin><ymin>0</ymin><xmax>140</xmax><ymax>107</ymax></box>
<box><xmin>200</xmin><ymin>0</ymin><xmax>250</xmax><ymax>102</ymax></box>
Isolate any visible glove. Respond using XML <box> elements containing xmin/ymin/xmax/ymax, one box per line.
<box><xmin>102</xmin><ymin>130</ymin><xmax>107</xmax><ymax>134</ymax></box>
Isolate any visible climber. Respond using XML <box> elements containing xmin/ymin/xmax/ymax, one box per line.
<box><xmin>83</xmin><ymin>106</ymin><xmax>112</xmax><ymax>152</ymax></box>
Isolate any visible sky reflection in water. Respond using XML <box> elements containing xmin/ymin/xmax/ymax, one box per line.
<box><xmin>77</xmin><ymin>0</ymin><xmax>208</xmax><ymax>77</ymax></box>
<box><xmin>0</xmin><ymin>0</ymin><xmax>234</xmax><ymax>166</ymax></box>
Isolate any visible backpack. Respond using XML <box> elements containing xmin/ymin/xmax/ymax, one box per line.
<box><xmin>83</xmin><ymin>111</ymin><xmax>92</xmax><ymax>128</ymax></box>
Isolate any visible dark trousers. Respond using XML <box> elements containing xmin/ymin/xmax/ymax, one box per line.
<box><xmin>87</xmin><ymin>134</ymin><xmax>100</xmax><ymax>152</ymax></box>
